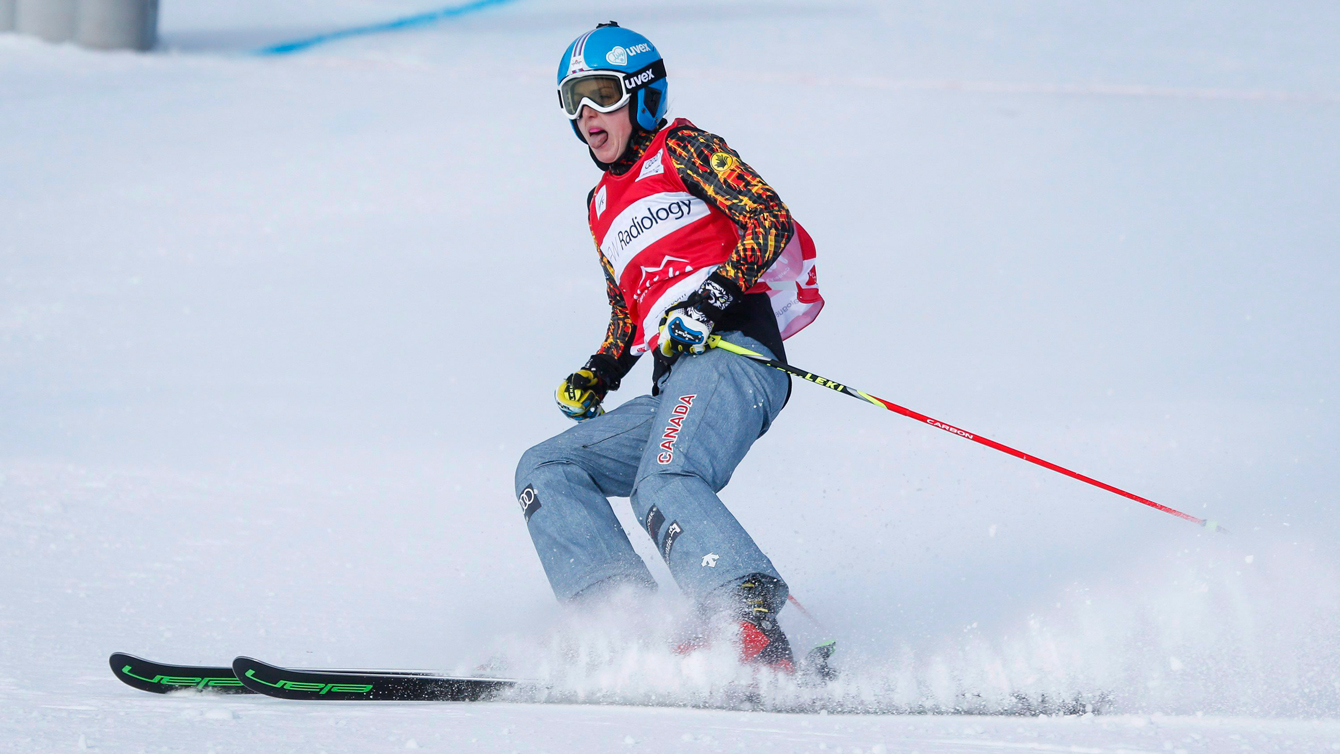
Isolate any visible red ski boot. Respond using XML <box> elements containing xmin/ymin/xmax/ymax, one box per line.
<box><xmin>675</xmin><ymin>576</ymin><xmax>796</xmax><ymax>673</ymax></box>
<box><xmin>735</xmin><ymin>577</ymin><xmax>795</xmax><ymax>673</ymax></box>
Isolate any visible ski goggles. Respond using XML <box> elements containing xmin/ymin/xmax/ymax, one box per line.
<box><xmin>557</xmin><ymin>60</ymin><xmax>667</xmax><ymax>120</ymax></box>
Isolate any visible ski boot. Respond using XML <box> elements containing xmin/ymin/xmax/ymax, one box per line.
<box><xmin>734</xmin><ymin>576</ymin><xmax>795</xmax><ymax>673</ymax></box>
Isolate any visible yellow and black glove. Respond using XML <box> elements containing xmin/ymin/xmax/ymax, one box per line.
<box><xmin>555</xmin><ymin>367</ymin><xmax>609</xmax><ymax>421</ymax></box>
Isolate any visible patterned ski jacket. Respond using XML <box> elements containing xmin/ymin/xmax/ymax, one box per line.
<box><xmin>585</xmin><ymin>120</ymin><xmax>819</xmax><ymax>390</ymax></box>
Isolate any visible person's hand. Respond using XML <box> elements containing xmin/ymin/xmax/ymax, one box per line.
<box><xmin>657</xmin><ymin>303</ymin><xmax>714</xmax><ymax>359</ymax></box>
<box><xmin>555</xmin><ymin>368</ymin><xmax>607</xmax><ymax>421</ymax></box>
<box><xmin>657</xmin><ymin>274</ymin><xmax>742</xmax><ymax>360</ymax></box>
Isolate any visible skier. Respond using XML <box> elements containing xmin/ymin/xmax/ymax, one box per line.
<box><xmin>514</xmin><ymin>22</ymin><xmax>823</xmax><ymax>671</ymax></box>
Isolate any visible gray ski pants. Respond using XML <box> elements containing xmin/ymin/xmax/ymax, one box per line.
<box><xmin>514</xmin><ymin>332</ymin><xmax>790</xmax><ymax>605</ymax></box>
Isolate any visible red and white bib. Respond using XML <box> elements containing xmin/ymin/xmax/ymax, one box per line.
<box><xmin>589</xmin><ymin>119</ymin><xmax>823</xmax><ymax>355</ymax></box>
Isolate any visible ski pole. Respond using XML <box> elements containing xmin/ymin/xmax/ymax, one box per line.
<box><xmin>786</xmin><ymin>594</ymin><xmax>825</xmax><ymax>628</ymax></box>
<box><xmin>707</xmin><ymin>335</ymin><xmax>1225</xmax><ymax>533</ymax></box>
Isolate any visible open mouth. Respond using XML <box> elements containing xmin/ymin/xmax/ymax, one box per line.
<box><xmin>586</xmin><ymin>127</ymin><xmax>608</xmax><ymax>150</ymax></box>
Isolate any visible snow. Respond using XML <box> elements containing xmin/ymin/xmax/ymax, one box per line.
<box><xmin>3</xmin><ymin>0</ymin><xmax>1339</xmax><ymax>751</ymax></box>
<box><xmin>9</xmin><ymin>700</ymin><xmax>1340</xmax><ymax>753</ymax></box>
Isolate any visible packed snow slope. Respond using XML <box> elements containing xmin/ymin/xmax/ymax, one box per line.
<box><xmin>3</xmin><ymin>0</ymin><xmax>1339</xmax><ymax>751</ymax></box>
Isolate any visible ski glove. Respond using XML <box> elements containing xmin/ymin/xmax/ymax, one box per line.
<box><xmin>657</xmin><ymin>273</ymin><xmax>742</xmax><ymax>359</ymax></box>
<box><xmin>555</xmin><ymin>367</ymin><xmax>608</xmax><ymax>421</ymax></box>
<box><xmin>658</xmin><ymin>304</ymin><xmax>714</xmax><ymax>358</ymax></box>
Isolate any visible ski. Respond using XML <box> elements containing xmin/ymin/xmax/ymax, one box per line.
<box><xmin>110</xmin><ymin>652</ymin><xmax>493</xmax><ymax>697</ymax></box>
<box><xmin>114</xmin><ymin>651</ymin><xmax>832</xmax><ymax>704</ymax></box>
<box><xmin>231</xmin><ymin>655</ymin><xmax>524</xmax><ymax>701</ymax></box>
<box><xmin>110</xmin><ymin>652</ymin><xmax>251</xmax><ymax>694</ymax></box>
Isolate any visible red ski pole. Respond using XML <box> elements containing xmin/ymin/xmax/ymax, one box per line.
<box><xmin>708</xmin><ymin>336</ymin><xmax>1225</xmax><ymax>533</ymax></box>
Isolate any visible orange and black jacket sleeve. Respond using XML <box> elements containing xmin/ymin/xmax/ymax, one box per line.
<box><xmin>665</xmin><ymin>124</ymin><xmax>795</xmax><ymax>298</ymax></box>
<box><xmin>586</xmin><ymin>124</ymin><xmax>795</xmax><ymax>388</ymax></box>
<box><xmin>587</xmin><ymin>242</ymin><xmax>640</xmax><ymax>389</ymax></box>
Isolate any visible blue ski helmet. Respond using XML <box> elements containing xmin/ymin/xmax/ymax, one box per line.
<box><xmin>557</xmin><ymin>22</ymin><xmax>668</xmax><ymax>140</ymax></box>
